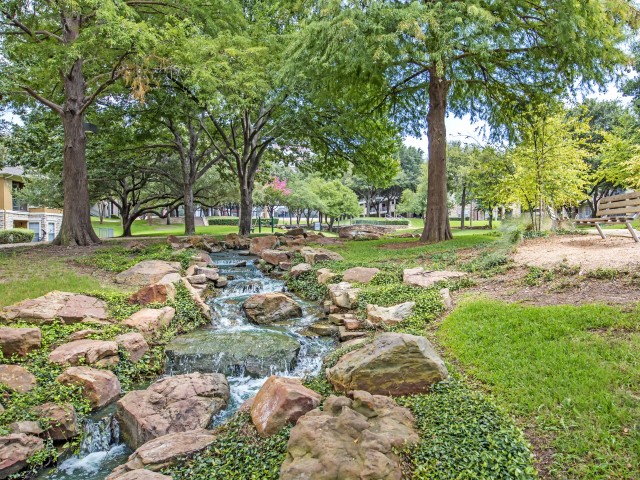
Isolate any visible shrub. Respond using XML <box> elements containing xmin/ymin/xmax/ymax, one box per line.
<box><xmin>0</xmin><ymin>228</ymin><xmax>35</xmax><ymax>244</ymax></box>
<box><xmin>352</xmin><ymin>218</ymin><xmax>410</xmax><ymax>226</ymax></box>
<box><xmin>208</xmin><ymin>218</ymin><xmax>239</xmax><ymax>226</ymax></box>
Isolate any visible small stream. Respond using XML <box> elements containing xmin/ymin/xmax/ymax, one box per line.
<box><xmin>39</xmin><ymin>251</ymin><xmax>334</xmax><ymax>479</ymax></box>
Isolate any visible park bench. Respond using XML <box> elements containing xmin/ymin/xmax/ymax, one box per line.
<box><xmin>575</xmin><ymin>191</ymin><xmax>640</xmax><ymax>242</ymax></box>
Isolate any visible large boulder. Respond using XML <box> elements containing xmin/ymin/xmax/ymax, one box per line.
<box><xmin>366</xmin><ymin>302</ymin><xmax>415</xmax><ymax>326</ymax></box>
<box><xmin>289</xmin><ymin>263</ymin><xmax>312</xmax><ymax>278</ymax></box>
<box><xmin>0</xmin><ymin>434</ymin><xmax>44</xmax><ymax>478</ymax></box>
<box><xmin>280</xmin><ymin>391</ymin><xmax>419</xmax><ymax>480</ymax></box>
<box><xmin>261</xmin><ymin>249</ymin><xmax>289</xmax><ymax>266</ymax></box>
<box><xmin>0</xmin><ymin>292</ymin><xmax>108</xmax><ymax>324</ymax></box>
<box><xmin>57</xmin><ymin>366</ymin><xmax>121</xmax><ymax>410</ymax></box>
<box><xmin>180</xmin><ymin>279</ymin><xmax>212</xmax><ymax>320</ymax></box>
<box><xmin>249</xmin><ymin>235</ymin><xmax>279</xmax><ymax>255</ymax></box>
<box><xmin>326</xmin><ymin>333</ymin><xmax>448</xmax><ymax>395</ymax></box>
<box><xmin>342</xmin><ymin>267</ymin><xmax>380</xmax><ymax>284</ymax></box>
<box><xmin>223</xmin><ymin>233</ymin><xmax>250</xmax><ymax>250</ymax></box>
<box><xmin>250</xmin><ymin>376</ymin><xmax>322</xmax><ymax>436</ymax></box>
<box><xmin>33</xmin><ymin>402</ymin><xmax>78</xmax><ymax>441</ymax></box>
<box><xmin>115</xmin><ymin>333</ymin><xmax>149</xmax><ymax>363</ymax></box>
<box><xmin>242</xmin><ymin>293</ymin><xmax>302</xmax><ymax>324</ymax></box>
<box><xmin>337</xmin><ymin>224</ymin><xmax>394</xmax><ymax>240</ymax></box>
<box><xmin>402</xmin><ymin>267</ymin><xmax>465</xmax><ymax>288</ymax></box>
<box><xmin>128</xmin><ymin>283</ymin><xmax>176</xmax><ymax>306</ymax></box>
<box><xmin>49</xmin><ymin>339</ymin><xmax>119</xmax><ymax>367</ymax></box>
<box><xmin>328</xmin><ymin>282</ymin><xmax>361</xmax><ymax>309</ymax></box>
<box><xmin>0</xmin><ymin>327</ymin><xmax>41</xmax><ymax>358</ymax></box>
<box><xmin>165</xmin><ymin>329</ymin><xmax>301</xmax><ymax>377</ymax></box>
<box><xmin>115</xmin><ymin>261</ymin><xmax>182</xmax><ymax>287</ymax></box>
<box><xmin>106</xmin><ymin>430</ymin><xmax>216</xmax><ymax>478</ymax></box>
<box><xmin>300</xmin><ymin>247</ymin><xmax>343</xmax><ymax>264</ymax></box>
<box><xmin>116</xmin><ymin>373</ymin><xmax>229</xmax><ymax>449</ymax></box>
<box><xmin>195</xmin><ymin>266</ymin><xmax>220</xmax><ymax>281</ymax></box>
<box><xmin>316</xmin><ymin>268</ymin><xmax>337</xmax><ymax>285</ymax></box>
<box><xmin>0</xmin><ymin>365</ymin><xmax>36</xmax><ymax>393</ymax></box>
<box><xmin>122</xmin><ymin>307</ymin><xmax>175</xmax><ymax>340</ymax></box>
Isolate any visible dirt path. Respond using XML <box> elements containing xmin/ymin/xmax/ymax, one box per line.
<box><xmin>513</xmin><ymin>234</ymin><xmax>640</xmax><ymax>271</ymax></box>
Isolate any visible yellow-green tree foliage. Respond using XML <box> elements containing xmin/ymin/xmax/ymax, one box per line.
<box><xmin>506</xmin><ymin>107</ymin><xmax>591</xmax><ymax>229</ymax></box>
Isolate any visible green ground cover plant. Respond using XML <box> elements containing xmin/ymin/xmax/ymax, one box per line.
<box><xmin>0</xmin><ymin>280</ymin><xmax>209</xmax><ymax>475</ymax></box>
<box><xmin>398</xmin><ymin>379</ymin><xmax>536</xmax><ymax>480</ymax></box>
<box><xmin>284</xmin><ymin>239</ymin><xmax>536</xmax><ymax>479</ymax></box>
<box><xmin>164</xmin><ymin>412</ymin><xmax>291</xmax><ymax>480</ymax></box>
<box><xmin>439</xmin><ymin>299</ymin><xmax>640</xmax><ymax>478</ymax></box>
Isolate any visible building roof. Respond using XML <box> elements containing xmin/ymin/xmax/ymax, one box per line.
<box><xmin>0</xmin><ymin>166</ymin><xmax>24</xmax><ymax>177</ymax></box>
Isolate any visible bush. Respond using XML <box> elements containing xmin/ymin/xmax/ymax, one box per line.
<box><xmin>352</xmin><ymin>218</ymin><xmax>410</xmax><ymax>226</ymax></box>
<box><xmin>208</xmin><ymin>218</ymin><xmax>239</xmax><ymax>226</ymax></box>
<box><xmin>0</xmin><ymin>228</ymin><xmax>35</xmax><ymax>244</ymax></box>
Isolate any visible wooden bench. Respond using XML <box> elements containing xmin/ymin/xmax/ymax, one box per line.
<box><xmin>575</xmin><ymin>191</ymin><xmax>640</xmax><ymax>242</ymax></box>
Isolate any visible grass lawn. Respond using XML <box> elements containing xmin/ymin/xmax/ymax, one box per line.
<box><xmin>0</xmin><ymin>248</ymin><xmax>103</xmax><ymax>307</ymax></box>
<box><xmin>323</xmin><ymin>232</ymin><xmax>499</xmax><ymax>265</ymax></box>
<box><xmin>91</xmin><ymin>218</ymin><xmax>241</xmax><ymax>237</ymax></box>
<box><xmin>90</xmin><ymin>217</ymin><xmax>500</xmax><ymax>239</ymax></box>
<box><xmin>438</xmin><ymin>299</ymin><xmax>640</xmax><ymax>479</ymax></box>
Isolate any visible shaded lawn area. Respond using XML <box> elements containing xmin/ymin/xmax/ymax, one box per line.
<box><xmin>323</xmin><ymin>232</ymin><xmax>498</xmax><ymax>266</ymax></box>
<box><xmin>0</xmin><ymin>248</ymin><xmax>103</xmax><ymax>307</ymax></box>
<box><xmin>438</xmin><ymin>299</ymin><xmax>640</xmax><ymax>479</ymax></box>
<box><xmin>91</xmin><ymin>219</ymin><xmax>240</xmax><ymax>237</ymax></box>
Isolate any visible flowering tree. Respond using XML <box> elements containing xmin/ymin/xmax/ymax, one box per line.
<box><xmin>255</xmin><ymin>176</ymin><xmax>292</xmax><ymax>221</ymax></box>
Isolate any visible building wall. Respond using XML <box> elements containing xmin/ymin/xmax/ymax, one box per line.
<box><xmin>0</xmin><ymin>210</ymin><xmax>63</xmax><ymax>240</ymax></box>
<box><xmin>0</xmin><ymin>178</ymin><xmax>12</xmax><ymax>211</ymax></box>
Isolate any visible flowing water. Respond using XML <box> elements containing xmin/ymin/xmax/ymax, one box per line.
<box><xmin>40</xmin><ymin>250</ymin><xmax>334</xmax><ymax>479</ymax></box>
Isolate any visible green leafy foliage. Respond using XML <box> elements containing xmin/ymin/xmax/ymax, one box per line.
<box><xmin>164</xmin><ymin>413</ymin><xmax>290</xmax><ymax>480</ymax></box>
<box><xmin>285</xmin><ymin>270</ymin><xmax>330</xmax><ymax>301</ymax></box>
<box><xmin>462</xmin><ymin>251</ymin><xmax>511</xmax><ymax>277</ymax></box>
<box><xmin>356</xmin><ymin>284</ymin><xmax>445</xmax><ymax>336</ymax></box>
<box><xmin>352</xmin><ymin>219</ymin><xmax>409</xmax><ymax>226</ymax></box>
<box><xmin>208</xmin><ymin>218</ymin><xmax>240</xmax><ymax>226</ymax></box>
<box><xmin>398</xmin><ymin>379</ymin><xmax>536</xmax><ymax>480</ymax></box>
<box><xmin>168</xmin><ymin>283</ymin><xmax>210</xmax><ymax>333</ymax></box>
<box><xmin>0</xmin><ymin>228</ymin><xmax>35</xmax><ymax>244</ymax></box>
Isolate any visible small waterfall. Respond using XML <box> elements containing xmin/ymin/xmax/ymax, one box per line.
<box><xmin>40</xmin><ymin>414</ymin><xmax>130</xmax><ymax>480</ymax></box>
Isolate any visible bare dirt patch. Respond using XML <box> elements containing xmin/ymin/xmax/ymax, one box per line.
<box><xmin>513</xmin><ymin>234</ymin><xmax>640</xmax><ymax>271</ymax></box>
<box><xmin>465</xmin><ymin>265</ymin><xmax>640</xmax><ymax>307</ymax></box>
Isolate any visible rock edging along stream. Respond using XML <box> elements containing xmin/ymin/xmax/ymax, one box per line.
<box><xmin>24</xmin><ymin>248</ymin><xmax>336</xmax><ymax>480</ymax></box>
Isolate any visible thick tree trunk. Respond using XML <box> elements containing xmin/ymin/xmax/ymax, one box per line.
<box><xmin>239</xmin><ymin>185</ymin><xmax>253</xmax><ymax>236</ymax></box>
<box><xmin>122</xmin><ymin>219</ymin><xmax>133</xmax><ymax>237</ymax></box>
<box><xmin>183</xmin><ymin>183</ymin><xmax>196</xmax><ymax>235</ymax></box>
<box><xmin>421</xmin><ymin>72</ymin><xmax>452</xmax><ymax>243</ymax></box>
<box><xmin>54</xmin><ymin>94</ymin><xmax>100</xmax><ymax>245</ymax></box>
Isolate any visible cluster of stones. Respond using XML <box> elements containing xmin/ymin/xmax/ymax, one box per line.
<box><xmin>212</xmin><ymin>260</ymin><xmax>462</xmax><ymax>478</ymax></box>
<box><xmin>0</xmin><ymin>237</ymin><xmax>237</xmax><ymax>479</ymax></box>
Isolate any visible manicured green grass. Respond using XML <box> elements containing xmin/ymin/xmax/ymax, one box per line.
<box><xmin>438</xmin><ymin>299</ymin><xmax>640</xmax><ymax>479</ymax></box>
<box><xmin>0</xmin><ymin>249</ymin><xmax>103</xmax><ymax>307</ymax></box>
<box><xmin>91</xmin><ymin>219</ymin><xmax>240</xmax><ymax>237</ymax></box>
<box><xmin>323</xmin><ymin>233</ymin><xmax>498</xmax><ymax>266</ymax></box>
<box><xmin>91</xmin><ymin>217</ymin><xmax>501</xmax><ymax>238</ymax></box>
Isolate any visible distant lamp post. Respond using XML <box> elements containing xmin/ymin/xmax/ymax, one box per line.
<box><xmin>83</xmin><ymin>122</ymin><xmax>98</xmax><ymax>134</ymax></box>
